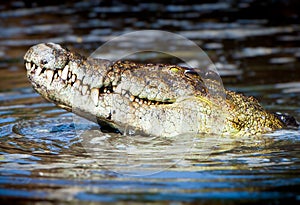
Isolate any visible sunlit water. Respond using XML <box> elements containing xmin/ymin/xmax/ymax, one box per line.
<box><xmin>1</xmin><ymin>1</ymin><xmax>300</xmax><ymax>204</ymax></box>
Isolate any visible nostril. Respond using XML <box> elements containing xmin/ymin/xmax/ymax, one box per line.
<box><xmin>40</xmin><ymin>59</ymin><xmax>48</xmax><ymax>65</ymax></box>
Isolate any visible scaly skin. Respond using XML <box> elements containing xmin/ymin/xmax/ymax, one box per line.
<box><xmin>24</xmin><ymin>43</ymin><xmax>285</xmax><ymax>137</ymax></box>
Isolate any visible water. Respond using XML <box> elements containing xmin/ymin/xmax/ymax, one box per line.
<box><xmin>1</xmin><ymin>0</ymin><xmax>300</xmax><ymax>204</ymax></box>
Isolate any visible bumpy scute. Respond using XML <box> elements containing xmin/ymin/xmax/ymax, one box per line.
<box><xmin>24</xmin><ymin>43</ymin><xmax>287</xmax><ymax>137</ymax></box>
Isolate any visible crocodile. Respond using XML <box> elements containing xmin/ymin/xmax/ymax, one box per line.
<box><xmin>24</xmin><ymin>43</ymin><xmax>298</xmax><ymax>137</ymax></box>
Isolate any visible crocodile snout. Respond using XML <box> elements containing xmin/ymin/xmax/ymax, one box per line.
<box><xmin>24</xmin><ymin>43</ymin><xmax>69</xmax><ymax>71</ymax></box>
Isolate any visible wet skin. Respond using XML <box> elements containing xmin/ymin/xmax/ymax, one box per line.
<box><xmin>24</xmin><ymin>43</ymin><xmax>293</xmax><ymax>137</ymax></box>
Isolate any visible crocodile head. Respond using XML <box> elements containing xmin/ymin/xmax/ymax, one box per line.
<box><xmin>24</xmin><ymin>43</ymin><xmax>290</xmax><ymax>137</ymax></box>
<box><xmin>24</xmin><ymin>43</ymin><xmax>216</xmax><ymax>136</ymax></box>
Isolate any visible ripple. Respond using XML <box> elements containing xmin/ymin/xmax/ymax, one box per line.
<box><xmin>275</xmin><ymin>82</ymin><xmax>300</xmax><ymax>93</ymax></box>
<box><xmin>1</xmin><ymin>0</ymin><xmax>300</xmax><ymax>203</ymax></box>
<box><xmin>180</xmin><ymin>26</ymin><xmax>295</xmax><ymax>40</ymax></box>
<box><xmin>269</xmin><ymin>57</ymin><xmax>296</xmax><ymax>64</ymax></box>
<box><xmin>233</xmin><ymin>47</ymin><xmax>280</xmax><ymax>58</ymax></box>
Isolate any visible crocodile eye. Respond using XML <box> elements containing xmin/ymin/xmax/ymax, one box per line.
<box><xmin>169</xmin><ymin>67</ymin><xmax>179</xmax><ymax>72</ymax></box>
<box><xmin>40</xmin><ymin>59</ymin><xmax>48</xmax><ymax>65</ymax></box>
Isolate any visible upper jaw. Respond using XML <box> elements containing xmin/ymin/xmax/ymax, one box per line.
<box><xmin>25</xmin><ymin>59</ymin><xmax>78</xmax><ymax>92</ymax></box>
<box><xmin>24</xmin><ymin>43</ymin><xmax>180</xmax><ymax>112</ymax></box>
<box><xmin>24</xmin><ymin>43</ymin><xmax>69</xmax><ymax>71</ymax></box>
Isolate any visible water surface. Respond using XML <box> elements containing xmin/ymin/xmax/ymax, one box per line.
<box><xmin>0</xmin><ymin>1</ymin><xmax>300</xmax><ymax>204</ymax></box>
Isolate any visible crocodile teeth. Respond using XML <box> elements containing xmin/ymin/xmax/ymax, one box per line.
<box><xmin>130</xmin><ymin>95</ymin><xmax>135</xmax><ymax>102</ymax></box>
<box><xmin>46</xmin><ymin>70</ymin><xmax>54</xmax><ymax>83</ymax></box>
<box><xmin>29</xmin><ymin>63</ymin><xmax>33</xmax><ymax>70</ymax></box>
<box><xmin>26</xmin><ymin>62</ymin><xmax>31</xmax><ymax>70</ymax></box>
<box><xmin>91</xmin><ymin>88</ymin><xmax>99</xmax><ymax>106</ymax></box>
<box><xmin>71</xmin><ymin>74</ymin><xmax>76</xmax><ymax>82</ymax></box>
<box><xmin>58</xmin><ymin>70</ymin><xmax>62</xmax><ymax>77</ymax></box>
<box><xmin>36</xmin><ymin>66</ymin><xmax>42</xmax><ymax>76</ymax></box>
<box><xmin>82</xmin><ymin>85</ymin><xmax>88</xmax><ymax>95</ymax></box>
<box><xmin>61</xmin><ymin>65</ymin><xmax>69</xmax><ymax>80</ymax></box>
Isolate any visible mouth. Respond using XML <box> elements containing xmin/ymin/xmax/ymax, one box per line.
<box><xmin>25</xmin><ymin>60</ymin><xmax>173</xmax><ymax>107</ymax></box>
<box><xmin>25</xmin><ymin>60</ymin><xmax>75</xmax><ymax>85</ymax></box>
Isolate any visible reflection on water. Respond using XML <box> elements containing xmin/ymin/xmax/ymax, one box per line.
<box><xmin>1</xmin><ymin>115</ymin><xmax>300</xmax><ymax>203</ymax></box>
<box><xmin>1</xmin><ymin>0</ymin><xmax>300</xmax><ymax>204</ymax></box>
